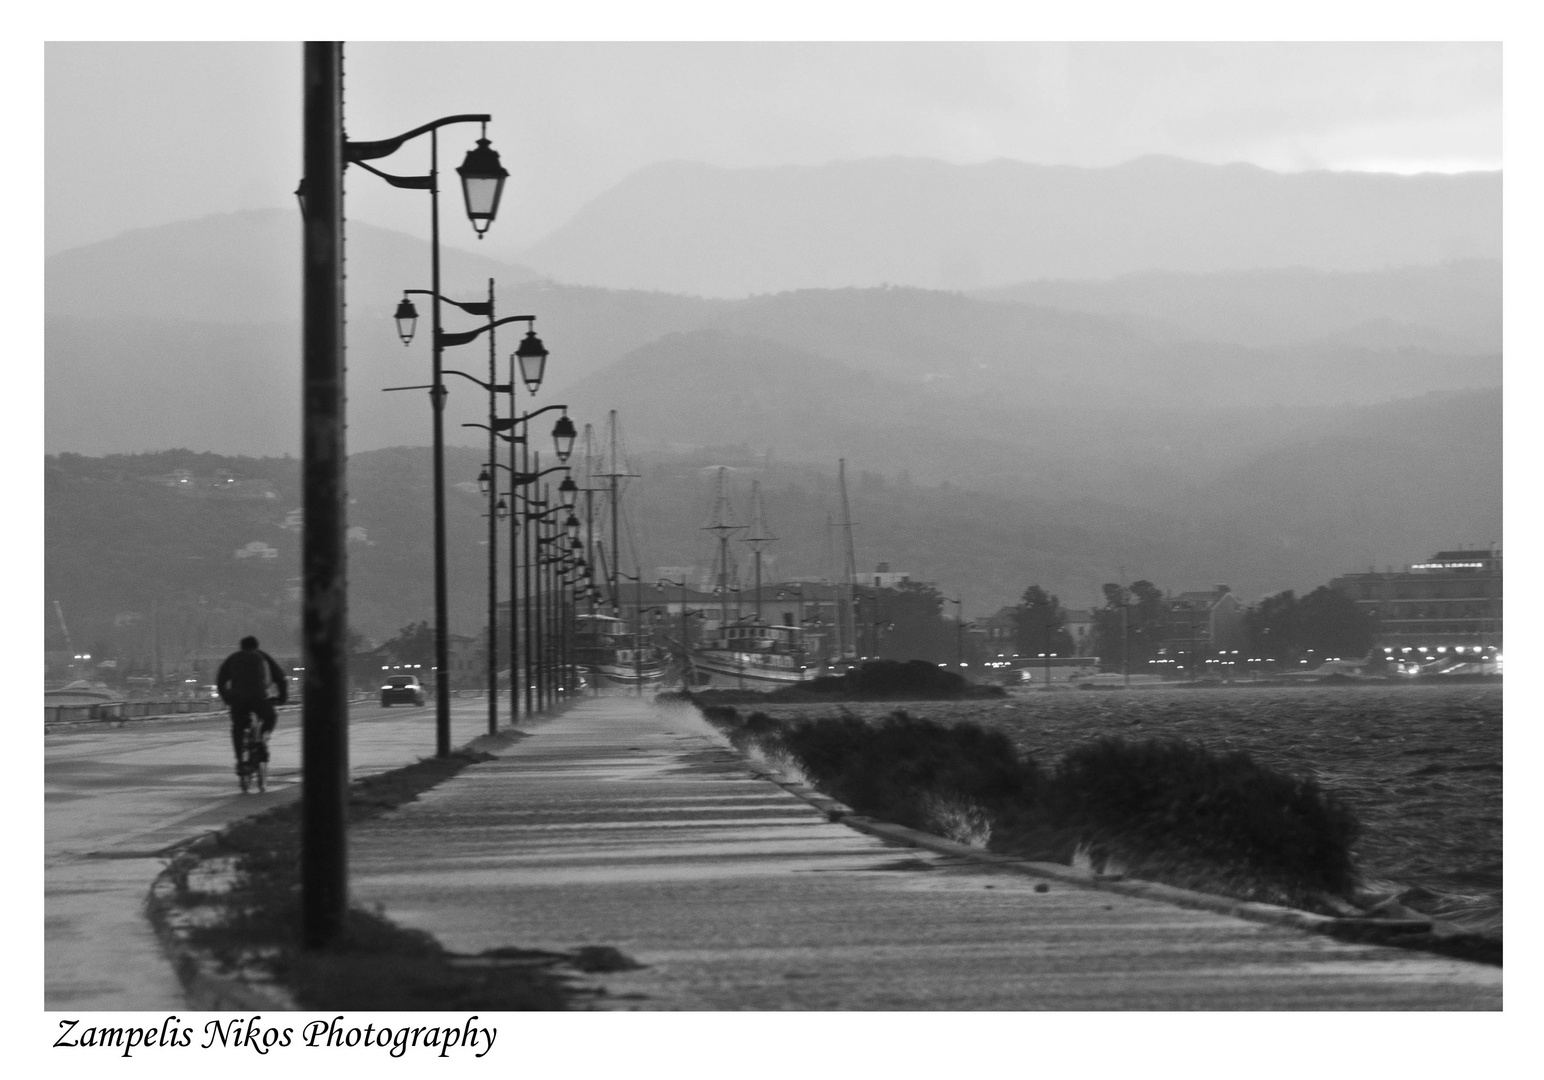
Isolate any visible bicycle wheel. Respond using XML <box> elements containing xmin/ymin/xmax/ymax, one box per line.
<box><xmin>255</xmin><ymin>737</ymin><xmax>268</xmax><ymax>793</ymax></box>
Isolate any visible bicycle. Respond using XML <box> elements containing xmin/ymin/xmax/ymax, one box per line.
<box><xmin>236</xmin><ymin>713</ymin><xmax>270</xmax><ymax>793</ymax></box>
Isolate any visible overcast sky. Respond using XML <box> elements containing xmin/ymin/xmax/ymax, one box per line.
<box><xmin>45</xmin><ymin>41</ymin><xmax>1500</xmax><ymax>260</ymax></box>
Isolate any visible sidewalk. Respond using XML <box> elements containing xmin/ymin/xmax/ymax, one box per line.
<box><xmin>348</xmin><ymin>695</ymin><xmax>1501</xmax><ymax>1010</ymax></box>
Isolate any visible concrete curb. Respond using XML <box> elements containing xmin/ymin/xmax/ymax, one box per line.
<box><xmin>743</xmin><ymin>761</ymin><xmax>1435</xmax><ymax>941</ymax></box>
<box><xmin>141</xmin><ymin>708</ymin><xmax>573</xmax><ymax>1011</ymax></box>
<box><xmin>145</xmin><ymin>833</ymin><xmax>301</xmax><ymax>1011</ymax></box>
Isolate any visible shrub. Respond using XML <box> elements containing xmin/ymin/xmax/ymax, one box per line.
<box><xmin>842</xmin><ymin>660</ymin><xmax>969</xmax><ymax>697</ymax></box>
<box><xmin>707</xmin><ymin>705</ymin><xmax>1364</xmax><ymax>907</ymax></box>
<box><xmin>778</xmin><ymin>711</ymin><xmax>1038</xmax><ymax>833</ymax></box>
<box><xmin>1040</xmin><ymin>736</ymin><xmax>1361</xmax><ymax>898</ymax></box>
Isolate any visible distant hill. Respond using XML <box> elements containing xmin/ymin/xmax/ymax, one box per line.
<box><xmin>519</xmin><ymin>156</ymin><xmax>1500</xmax><ymax>297</ymax></box>
<box><xmin>46</xmin><ymin>271</ymin><xmax>1499</xmax><ymax>462</ymax></box>
<box><xmin>46</xmin><ymin>385</ymin><xmax>1500</xmax><ymax>665</ymax></box>
<box><xmin>45</xmin><ymin>207</ymin><xmax>1501</xmax><ymax>457</ymax></box>
<box><xmin>972</xmin><ymin>260</ymin><xmax>1500</xmax><ymax>352</ymax></box>
<box><xmin>1179</xmin><ymin>389</ymin><xmax>1503</xmax><ymax>579</ymax></box>
<box><xmin>44</xmin><ymin>209</ymin><xmax>542</xmax><ymax>324</ymax></box>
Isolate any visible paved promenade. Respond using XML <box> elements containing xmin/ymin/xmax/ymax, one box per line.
<box><xmin>349</xmin><ymin>695</ymin><xmax>1501</xmax><ymax>1010</ymax></box>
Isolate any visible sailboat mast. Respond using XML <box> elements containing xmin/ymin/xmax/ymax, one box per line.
<box><xmin>703</xmin><ymin>466</ymin><xmax>741</xmax><ymax>628</ymax></box>
<box><xmin>591</xmin><ymin>410</ymin><xmax>638</xmax><ymax>617</ymax></box>
<box><xmin>582</xmin><ymin>422</ymin><xmax>597</xmax><ymax>615</ymax></box>
<box><xmin>837</xmin><ymin>458</ymin><xmax>859</xmax><ymax>660</ymax></box>
<box><xmin>609</xmin><ymin>412</ymin><xmax>621</xmax><ymax>615</ymax></box>
<box><xmin>743</xmin><ymin>479</ymin><xmax>776</xmax><ymax>624</ymax></box>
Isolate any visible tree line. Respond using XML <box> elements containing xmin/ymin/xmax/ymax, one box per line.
<box><xmin>1016</xmin><ymin>580</ymin><xmax>1377</xmax><ymax>674</ymax></box>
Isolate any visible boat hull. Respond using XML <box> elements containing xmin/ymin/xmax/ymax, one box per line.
<box><xmin>689</xmin><ymin>650</ymin><xmax>824</xmax><ymax>689</ymax></box>
<box><xmin>583</xmin><ymin>663</ymin><xmax>665</xmax><ymax>690</ymax></box>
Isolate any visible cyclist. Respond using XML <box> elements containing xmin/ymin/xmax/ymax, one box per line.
<box><xmin>216</xmin><ymin>636</ymin><xmax>289</xmax><ymax>777</ymax></box>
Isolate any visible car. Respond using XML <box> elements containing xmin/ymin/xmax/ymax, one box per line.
<box><xmin>380</xmin><ymin>674</ymin><xmax>425</xmax><ymax>707</ymax></box>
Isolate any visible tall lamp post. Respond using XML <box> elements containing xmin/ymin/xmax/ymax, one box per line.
<box><xmin>469</xmin><ymin>412</ymin><xmax>575</xmax><ymax>716</ymax></box>
<box><xmin>390</xmin><ymin>285</ymin><xmax>545</xmax><ymax>737</ymax></box>
<box><xmin>516</xmin><ymin>477</ymin><xmax>579</xmax><ymax>712</ymax></box>
<box><xmin>297</xmin><ymin>42</ymin><xmax>347</xmax><ymax>949</ymax></box>
<box><xmin>351</xmin><ymin>112</ymin><xmax>510</xmax><ymax>757</ymax></box>
<box><xmin>469</xmin><ymin>402</ymin><xmax>575</xmax><ymax>720</ymax></box>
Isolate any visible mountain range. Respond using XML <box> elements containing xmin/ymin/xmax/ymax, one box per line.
<box><xmin>44</xmin><ymin>154</ymin><xmax>1503</xmax><ymax>637</ymax></box>
<box><xmin>518</xmin><ymin>155</ymin><xmax>1499</xmax><ymax>297</ymax></box>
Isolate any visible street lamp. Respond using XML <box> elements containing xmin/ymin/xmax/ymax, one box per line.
<box><xmin>295</xmin><ymin>50</ymin><xmax>509</xmax><ymax>946</ymax></box>
<box><xmin>516</xmin><ymin>330</ymin><xmax>550</xmax><ymax>393</ymax></box>
<box><xmin>464</xmin><ymin>402</ymin><xmax>574</xmax><ymax>726</ymax></box>
<box><xmin>517</xmin><ymin>482</ymin><xmax>576</xmax><ymax>713</ymax></box>
<box><xmin>349</xmin><ymin>113</ymin><xmax>510</xmax><ymax>757</ymax></box>
<box><xmin>455</xmin><ymin>136</ymin><xmax>509</xmax><ymax>237</ymax></box>
<box><xmin>394</xmin><ymin>297</ymin><xmax>418</xmax><ymax>345</ymax></box>
<box><xmin>388</xmin><ymin>287</ymin><xmax>544</xmax><ymax>743</ymax></box>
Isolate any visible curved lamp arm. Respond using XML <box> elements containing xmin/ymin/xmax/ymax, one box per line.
<box><xmin>439</xmin><ymin>314</ymin><xmax>535</xmax><ymax>349</ymax></box>
<box><xmin>512</xmin><ymin>404</ymin><xmax>569</xmax><ymax>425</ymax></box>
<box><xmin>405</xmin><ymin>288</ymin><xmax>492</xmax><ymax>318</ymax></box>
<box><xmin>462</xmin><ymin>422</ymin><xmax>517</xmax><ymax>444</ymax></box>
<box><xmin>345</xmin><ymin>114</ymin><xmax>492</xmax><ymax>162</ymax></box>
<box><xmin>350</xmin><ymin>157</ymin><xmax>433</xmax><ymax>190</ymax></box>
<box><xmin>447</xmin><ymin>370</ymin><xmax>498</xmax><ymax>393</ymax></box>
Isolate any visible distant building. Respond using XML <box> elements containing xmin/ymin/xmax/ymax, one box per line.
<box><xmin>1063</xmin><ymin>608</ymin><xmax>1094</xmax><ymax>656</ymax></box>
<box><xmin>1162</xmin><ymin>586</ymin><xmax>1246</xmax><ymax>655</ymax></box>
<box><xmin>868</xmin><ymin>562</ymin><xmax>911</xmax><ymax>589</ymax></box>
<box><xmin>978</xmin><ymin>606</ymin><xmax>1019</xmax><ymax>656</ymax></box>
<box><xmin>447</xmin><ymin>633</ymin><xmax>481</xmax><ymax>678</ymax></box>
<box><xmin>1330</xmin><ymin>548</ymin><xmax>1502</xmax><ymax>651</ymax></box>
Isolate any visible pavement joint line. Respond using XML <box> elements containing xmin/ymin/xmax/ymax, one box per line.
<box><xmin>142</xmin><ymin>704</ymin><xmax>579</xmax><ymax>1010</ymax></box>
<box><xmin>716</xmin><ymin>730</ymin><xmax>1449</xmax><ymax>945</ymax></box>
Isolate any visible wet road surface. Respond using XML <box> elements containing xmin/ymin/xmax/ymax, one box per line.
<box><xmin>43</xmin><ymin>698</ymin><xmax>495</xmax><ymax>1010</ymax></box>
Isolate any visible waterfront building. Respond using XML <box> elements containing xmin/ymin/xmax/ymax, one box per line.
<box><xmin>978</xmin><ymin>606</ymin><xmax>1019</xmax><ymax>657</ymax></box>
<box><xmin>1162</xmin><ymin>586</ymin><xmax>1247</xmax><ymax>655</ymax></box>
<box><xmin>1329</xmin><ymin>548</ymin><xmax>1502</xmax><ymax>652</ymax></box>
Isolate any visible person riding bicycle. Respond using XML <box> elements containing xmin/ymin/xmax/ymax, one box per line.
<box><xmin>216</xmin><ymin>636</ymin><xmax>288</xmax><ymax>775</ymax></box>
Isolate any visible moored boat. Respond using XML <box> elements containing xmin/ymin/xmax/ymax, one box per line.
<box><xmin>572</xmin><ymin>612</ymin><xmax>665</xmax><ymax>690</ymax></box>
<box><xmin>691</xmin><ymin>617</ymin><xmax>827</xmax><ymax>689</ymax></box>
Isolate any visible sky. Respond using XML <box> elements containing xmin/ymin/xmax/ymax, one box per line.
<box><xmin>45</xmin><ymin>41</ymin><xmax>1502</xmax><ymax>261</ymax></box>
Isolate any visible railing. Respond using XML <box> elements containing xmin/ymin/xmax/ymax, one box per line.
<box><xmin>45</xmin><ymin>688</ymin><xmax>496</xmax><ymax>726</ymax></box>
<box><xmin>45</xmin><ymin>698</ymin><xmax>224</xmax><ymax>725</ymax></box>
